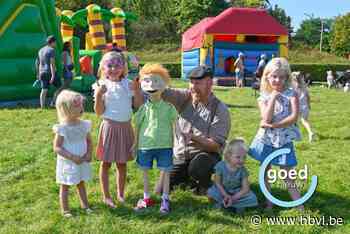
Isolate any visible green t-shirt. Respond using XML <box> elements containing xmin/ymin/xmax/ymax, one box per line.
<box><xmin>135</xmin><ymin>99</ymin><xmax>178</xmax><ymax>150</ymax></box>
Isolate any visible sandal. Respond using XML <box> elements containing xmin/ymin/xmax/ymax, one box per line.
<box><xmin>63</xmin><ymin>211</ymin><xmax>73</xmax><ymax>218</ymax></box>
<box><xmin>134</xmin><ymin>198</ymin><xmax>155</xmax><ymax>211</ymax></box>
<box><xmin>84</xmin><ymin>208</ymin><xmax>93</xmax><ymax>214</ymax></box>
<box><xmin>103</xmin><ymin>198</ymin><xmax>117</xmax><ymax>209</ymax></box>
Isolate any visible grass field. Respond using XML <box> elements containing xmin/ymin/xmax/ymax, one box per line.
<box><xmin>0</xmin><ymin>80</ymin><xmax>349</xmax><ymax>233</ymax></box>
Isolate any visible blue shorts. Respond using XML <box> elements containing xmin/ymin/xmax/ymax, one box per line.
<box><xmin>136</xmin><ymin>148</ymin><xmax>173</xmax><ymax>172</ymax></box>
<box><xmin>248</xmin><ymin>139</ymin><xmax>297</xmax><ymax>167</ymax></box>
<box><xmin>235</xmin><ymin>71</ymin><xmax>244</xmax><ymax>80</ymax></box>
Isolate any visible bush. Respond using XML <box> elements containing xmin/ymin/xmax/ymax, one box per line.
<box><xmin>290</xmin><ymin>63</ymin><xmax>350</xmax><ymax>82</ymax></box>
<box><xmin>141</xmin><ymin>63</ymin><xmax>350</xmax><ymax>81</ymax></box>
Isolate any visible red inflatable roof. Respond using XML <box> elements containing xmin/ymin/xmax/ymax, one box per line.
<box><xmin>182</xmin><ymin>7</ymin><xmax>288</xmax><ymax>51</ymax></box>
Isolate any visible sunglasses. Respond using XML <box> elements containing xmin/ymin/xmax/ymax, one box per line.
<box><xmin>104</xmin><ymin>58</ymin><xmax>125</xmax><ymax>69</ymax></box>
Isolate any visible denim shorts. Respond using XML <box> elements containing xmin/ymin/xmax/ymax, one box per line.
<box><xmin>248</xmin><ymin>139</ymin><xmax>297</xmax><ymax>167</ymax></box>
<box><xmin>136</xmin><ymin>148</ymin><xmax>173</xmax><ymax>172</ymax></box>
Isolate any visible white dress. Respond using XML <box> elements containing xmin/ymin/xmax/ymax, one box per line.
<box><xmin>53</xmin><ymin>120</ymin><xmax>92</xmax><ymax>185</ymax></box>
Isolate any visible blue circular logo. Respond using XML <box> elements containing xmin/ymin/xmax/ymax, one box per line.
<box><xmin>258</xmin><ymin>148</ymin><xmax>318</xmax><ymax>207</ymax></box>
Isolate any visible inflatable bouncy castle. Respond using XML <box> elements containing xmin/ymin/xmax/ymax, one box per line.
<box><xmin>181</xmin><ymin>8</ymin><xmax>289</xmax><ymax>80</ymax></box>
<box><xmin>0</xmin><ymin>1</ymin><xmax>136</xmax><ymax>101</ymax></box>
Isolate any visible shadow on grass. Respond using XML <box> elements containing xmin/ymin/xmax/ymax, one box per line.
<box><xmin>317</xmin><ymin>133</ymin><xmax>350</xmax><ymax>141</ymax></box>
<box><xmin>225</xmin><ymin>103</ymin><xmax>255</xmax><ymax>109</ymax></box>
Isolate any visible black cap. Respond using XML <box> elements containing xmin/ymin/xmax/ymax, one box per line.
<box><xmin>46</xmin><ymin>35</ymin><xmax>56</xmax><ymax>44</ymax></box>
<box><xmin>188</xmin><ymin>65</ymin><xmax>213</xmax><ymax>80</ymax></box>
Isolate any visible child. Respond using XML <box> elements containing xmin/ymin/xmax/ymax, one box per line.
<box><xmin>248</xmin><ymin>57</ymin><xmax>303</xmax><ymax>210</ymax></box>
<box><xmin>94</xmin><ymin>51</ymin><xmax>142</xmax><ymax>208</ymax></box>
<box><xmin>207</xmin><ymin>138</ymin><xmax>258</xmax><ymax>213</ymax></box>
<box><xmin>326</xmin><ymin>70</ymin><xmax>334</xmax><ymax>89</ymax></box>
<box><xmin>134</xmin><ymin>63</ymin><xmax>178</xmax><ymax>214</ymax></box>
<box><xmin>234</xmin><ymin>52</ymin><xmax>245</xmax><ymax>88</ymax></box>
<box><xmin>291</xmin><ymin>71</ymin><xmax>315</xmax><ymax>142</ymax></box>
<box><xmin>53</xmin><ymin>90</ymin><xmax>92</xmax><ymax>217</ymax></box>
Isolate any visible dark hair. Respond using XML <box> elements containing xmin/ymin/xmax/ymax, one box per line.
<box><xmin>63</xmin><ymin>41</ymin><xmax>71</xmax><ymax>51</ymax></box>
<box><xmin>47</xmin><ymin>35</ymin><xmax>56</xmax><ymax>44</ymax></box>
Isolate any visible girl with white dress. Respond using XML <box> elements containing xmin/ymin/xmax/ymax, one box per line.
<box><xmin>53</xmin><ymin>90</ymin><xmax>92</xmax><ymax>217</ymax></box>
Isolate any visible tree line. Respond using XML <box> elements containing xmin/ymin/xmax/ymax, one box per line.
<box><xmin>56</xmin><ymin>0</ymin><xmax>350</xmax><ymax>57</ymax></box>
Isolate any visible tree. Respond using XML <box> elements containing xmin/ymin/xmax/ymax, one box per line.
<box><xmin>294</xmin><ymin>17</ymin><xmax>333</xmax><ymax>51</ymax></box>
<box><xmin>330</xmin><ymin>13</ymin><xmax>350</xmax><ymax>57</ymax></box>
<box><xmin>229</xmin><ymin>0</ymin><xmax>270</xmax><ymax>8</ymax></box>
<box><xmin>172</xmin><ymin>0</ymin><xmax>229</xmax><ymax>33</ymax></box>
<box><xmin>268</xmin><ymin>4</ymin><xmax>293</xmax><ymax>38</ymax></box>
<box><xmin>55</xmin><ymin>0</ymin><xmax>113</xmax><ymax>11</ymax></box>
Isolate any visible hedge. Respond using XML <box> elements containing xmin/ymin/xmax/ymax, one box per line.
<box><xmin>141</xmin><ymin>63</ymin><xmax>350</xmax><ymax>82</ymax></box>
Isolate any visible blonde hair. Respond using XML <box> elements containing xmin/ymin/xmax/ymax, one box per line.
<box><xmin>98</xmin><ymin>51</ymin><xmax>128</xmax><ymax>79</ymax></box>
<box><xmin>223</xmin><ymin>138</ymin><xmax>248</xmax><ymax>162</ymax></box>
<box><xmin>139</xmin><ymin>63</ymin><xmax>171</xmax><ymax>85</ymax></box>
<box><xmin>55</xmin><ymin>90</ymin><xmax>85</xmax><ymax>123</ymax></box>
<box><xmin>260</xmin><ymin>57</ymin><xmax>291</xmax><ymax>93</ymax></box>
<box><xmin>291</xmin><ymin>71</ymin><xmax>307</xmax><ymax>91</ymax></box>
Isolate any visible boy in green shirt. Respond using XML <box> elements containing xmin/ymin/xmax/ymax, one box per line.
<box><xmin>134</xmin><ymin>63</ymin><xmax>177</xmax><ymax>214</ymax></box>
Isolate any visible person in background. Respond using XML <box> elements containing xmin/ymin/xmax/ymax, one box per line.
<box><xmin>234</xmin><ymin>52</ymin><xmax>245</xmax><ymax>88</ymax></box>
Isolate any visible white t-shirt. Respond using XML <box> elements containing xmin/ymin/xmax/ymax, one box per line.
<box><xmin>93</xmin><ymin>78</ymin><xmax>133</xmax><ymax>122</ymax></box>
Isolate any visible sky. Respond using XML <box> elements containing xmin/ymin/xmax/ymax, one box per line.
<box><xmin>268</xmin><ymin>0</ymin><xmax>350</xmax><ymax>31</ymax></box>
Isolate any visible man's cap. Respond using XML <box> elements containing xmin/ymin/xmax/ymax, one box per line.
<box><xmin>47</xmin><ymin>35</ymin><xmax>56</xmax><ymax>44</ymax></box>
<box><xmin>188</xmin><ymin>65</ymin><xmax>213</xmax><ymax>80</ymax></box>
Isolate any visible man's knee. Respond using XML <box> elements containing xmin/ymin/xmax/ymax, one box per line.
<box><xmin>187</xmin><ymin>152</ymin><xmax>220</xmax><ymax>184</ymax></box>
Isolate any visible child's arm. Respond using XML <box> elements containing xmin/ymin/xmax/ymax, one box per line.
<box><xmin>231</xmin><ymin>177</ymin><xmax>250</xmax><ymax>202</ymax></box>
<box><xmin>258</xmin><ymin>91</ymin><xmax>279</xmax><ymax>124</ymax></box>
<box><xmin>83</xmin><ymin>133</ymin><xmax>93</xmax><ymax>162</ymax></box>
<box><xmin>270</xmin><ymin>95</ymin><xmax>299</xmax><ymax>128</ymax></box>
<box><xmin>94</xmin><ymin>85</ymin><xmax>107</xmax><ymax>116</ymax></box>
<box><xmin>53</xmin><ymin>134</ymin><xmax>82</xmax><ymax>164</ymax></box>
<box><xmin>306</xmin><ymin>90</ymin><xmax>311</xmax><ymax>110</ymax></box>
<box><xmin>213</xmin><ymin>174</ymin><xmax>230</xmax><ymax>198</ymax></box>
<box><xmin>131</xmin><ymin>79</ymin><xmax>144</xmax><ymax>110</ymax></box>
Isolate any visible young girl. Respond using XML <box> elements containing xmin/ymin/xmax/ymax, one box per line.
<box><xmin>53</xmin><ymin>90</ymin><xmax>92</xmax><ymax>217</ymax></box>
<box><xmin>94</xmin><ymin>51</ymin><xmax>142</xmax><ymax>208</ymax></box>
<box><xmin>291</xmin><ymin>71</ymin><xmax>315</xmax><ymax>142</ymax></box>
<box><xmin>207</xmin><ymin>138</ymin><xmax>258</xmax><ymax>213</ymax></box>
<box><xmin>326</xmin><ymin>70</ymin><xmax>334</xmax><ymax>89</ymax></box>
<box><xmin>248</xmin><ymin>57</ymin><xmax>303</xmax><ymax>210</ymax></box>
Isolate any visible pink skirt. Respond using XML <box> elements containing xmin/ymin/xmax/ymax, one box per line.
<box><xmin>96</xmin><ymin>119</ymin><xmax>134</xmax><ymax>163</ymax></box>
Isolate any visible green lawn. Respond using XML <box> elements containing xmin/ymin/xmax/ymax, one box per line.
<box><xmin>0</xmin><ymin>80</ymin><xmax>349</xmax><ymax>233</ymax></box>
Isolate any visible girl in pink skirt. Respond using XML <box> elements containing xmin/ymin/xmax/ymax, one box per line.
<box><xmin>93</xmin><ymin>51</ymin><xmax>143</xmax><ymax>208</ymax></box>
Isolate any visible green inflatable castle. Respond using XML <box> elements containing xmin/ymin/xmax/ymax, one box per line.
<box><xmin>0</xmin><ymin>0</ymin><xmax>94</xmax><ymax>101</ymax></box>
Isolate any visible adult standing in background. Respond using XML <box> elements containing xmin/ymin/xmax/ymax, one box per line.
<box><xmin>234</xmin><ymin>52</ymin><xmax>245</xmax><ymax>88</ymax></box>
<box><xmin>37</xmin><ymin>35</ymin><xmax>60</xmax><ymax>108</ymax></box>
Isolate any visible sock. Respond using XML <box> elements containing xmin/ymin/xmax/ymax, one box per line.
<box><xmin>162</xmin><ymin>193</ymin><xmax>169</xmax><ymax>200</ymax></box>
<box><xmin>143</xmin><ymin>192</ymin><xmax>150</xmax><ymax>199</ymax></box>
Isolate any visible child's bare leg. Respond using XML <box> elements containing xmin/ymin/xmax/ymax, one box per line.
<box><xmin>161</xmin><ymin>171</ymin><xmax>170</xmax><ymax>198</ymax></box>
<box><xmin>155</xmin><ymin>171</ymin><xmax>164</xmax><ymax>195</ymax></box>
<box><xmin>301</xmin><ymin>118</ymin><xmax>314</xmax><ymax>142</ymax></box>
<box><xmin>60</xmin><ymin>184</ymin><xmax>70</xmax><ymax>214</ymax></box>
<box><xmin>281</xmin><ymin>166</ymin><xmax>304</xmax><ymax>210</ymax></box>
<box><xmin>264</xmin><ymin>165</ymin><xmax>273</xmax><ymax>209</ymax></box>
<box><xmin>143</xmin><ymin>170</ymin><xmax>150</xmax><ymax>199</ymax></box>
<box><xmin>100</xmin><ymin>161</ymin><xmax>115</xmax><ymax>207</ymax></box>
<box><xmin>116</xmin><ymin>163</ymin><xmax>127</xmax><ymax>202</ymax></box>
<box><xmin>76</xmin><ymin>181</ymin><xmax>89</xmax><ymax>209</ymax></box>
